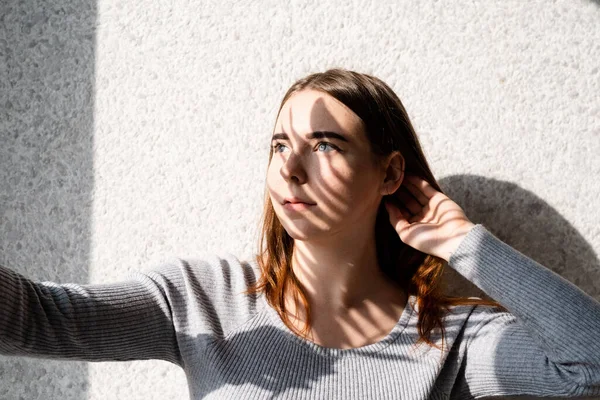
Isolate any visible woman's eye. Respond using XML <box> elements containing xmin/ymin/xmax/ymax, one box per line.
<box><xmin>272</xmin><ymin>142</ymin><xmax>287</xmax><ymax>153</ymax></box>
<box><xmin>316</xmin><ymin>142</ymin><xmax>337</xmax><ymax>152</ymax></box>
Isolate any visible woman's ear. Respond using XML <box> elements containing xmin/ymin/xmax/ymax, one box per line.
<box><xmin>380</xmin><ymin>151</ymin><xmax>405</xmax><ymax>196</ymax></box>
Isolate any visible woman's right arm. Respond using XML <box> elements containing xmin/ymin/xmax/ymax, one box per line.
<box><xmin>0</xmin><ymin>264</ymin><xmax>183</xmax><ymax>366</ymax></box>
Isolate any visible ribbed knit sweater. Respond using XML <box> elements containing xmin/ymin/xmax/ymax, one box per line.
<box><xmin>1</xmin><ymin>224</ymin><xmax>600</xmax><ymax>399</ymax></box>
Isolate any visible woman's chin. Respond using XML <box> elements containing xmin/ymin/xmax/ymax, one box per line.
<box><xmin>283</xmin><ymin>228</ymin><xmax>316</xmax><ymax>241</ymax></box>
<box><xmin>281</xmin><ymin>223</ymin><xmax>329</xmax><ymax>241</ymax></box>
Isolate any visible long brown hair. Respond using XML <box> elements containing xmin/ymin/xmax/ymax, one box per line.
<box><xmin>246</xmin><ymin>68</ymin><xmax>505</xmax><ymax>353</ymax></box>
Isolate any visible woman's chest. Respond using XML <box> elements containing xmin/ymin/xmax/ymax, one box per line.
<box><xmin>183</xmin><ymin>329</ymin><xmax>452</xmax><ymax>400</ymax></box>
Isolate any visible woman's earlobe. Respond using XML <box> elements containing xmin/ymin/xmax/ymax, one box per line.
<box><xmin>379</xmin><ymin>152</ymin><xmax>405</xmax><ymax>196</ymax></box>
<box><xmin>380</xmin><ymin>181</ymin><xmax>399</xmax><ymax>197</ymax></box>
<box><xmin>389</xmin><ymin>152</ymin><xmax>405</xmax><ymax>181</ymax></box>
<box><xmin>389</xmin><ymin>158</ymin><xmax>405</xmax><ymax>190</ymax></box>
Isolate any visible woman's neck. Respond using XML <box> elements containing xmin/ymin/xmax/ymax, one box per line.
<box><xmin>289</xmin><ymin>232</ymin><xmax>406</xmax><ymax>317</ymax></box>
<box><xmin>283</xmin><ymin>237</ymin><xmax>408</xmax><ymax>348</ymax></box>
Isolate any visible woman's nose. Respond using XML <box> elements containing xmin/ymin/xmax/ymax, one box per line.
<box><xmin>280</xmin><ymin>152</ymin><xmax>307</xmax><ymax>184</ymax></box>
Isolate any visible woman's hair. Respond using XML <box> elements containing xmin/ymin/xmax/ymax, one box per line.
<box><xmin>245</xmin><ymin>68</ymin><xmax>506</xmax><ymax>353</ymax></box>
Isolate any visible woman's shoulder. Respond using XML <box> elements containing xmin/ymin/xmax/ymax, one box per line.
<box><xmin>138</xmin><ymin>252</ymin><xmax>260</xmax><ymax>290</ymax></box>
<box><xmin>444</xmin><ymin>297</ymin><xmax>515</xmax><ymax>340</ymax></box>
<box><xmin>134</xmin><ymin>252</ymin><xmax>258</xmax><ymax>312</ymax></box>
<box><xmin>131</xmin><ymin>252</ymin><xmax>262</xmax><ymax>334</ymax></box>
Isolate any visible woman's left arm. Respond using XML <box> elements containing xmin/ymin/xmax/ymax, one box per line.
<box><xmin>386</xmin><ymin>175</ymin><xmax>600</xmax><ymax>398</ymax></box>
<box><xmin>449</xmin><ymin>224</ymin><xmax>600</xmax><ymax>397</ymax></box>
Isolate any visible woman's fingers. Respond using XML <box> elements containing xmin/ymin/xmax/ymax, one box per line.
<box><xmin>403</xmin><ymin>175</ymin><xmax>438</xmax><ymax>203</ymax></box>
<box><xmin>384</xmin><ymin>200</ymin><xmax>412</xmax><ymax>232</ymax></box>
<box><xmin>389</xmin><ymin>175</ymin><xmax>446</xmax><ymax>226</ymax></box>
<box><xmin>387</xmin><ymin>175</ymin><xmax>475</xmax><ymax>260</ymax></box>
<box><xmin>396</xmin><ymin>187</ymin><xmax>422</xmax><ymax>215</ymax></box>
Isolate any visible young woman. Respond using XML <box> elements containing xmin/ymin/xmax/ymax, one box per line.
<box><xmin>1</xmin><ymin>69</ymin><xmax>599</xmax><ymax>399</ymax></box>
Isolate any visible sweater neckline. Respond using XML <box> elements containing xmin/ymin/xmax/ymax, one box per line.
<box><xmin>262</xmin><ymin>293</ymin><xmax>417</xmax><ymax>357</ymax></box>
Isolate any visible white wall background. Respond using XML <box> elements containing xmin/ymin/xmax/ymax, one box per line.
<box><xmin>1</xmin><ymin>0</ymin><xmax>599</xmax><ymax>399</ymax></box>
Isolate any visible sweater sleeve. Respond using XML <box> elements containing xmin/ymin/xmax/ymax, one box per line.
<box><xmin>448</xmin><ymin>224</ymin><xmax>600</xmax><ymax>399</ymax></box>
<box><xmin>0</xmin><ymin>263</ymin><xmax>183</xmax><ymax>366</ymax></box>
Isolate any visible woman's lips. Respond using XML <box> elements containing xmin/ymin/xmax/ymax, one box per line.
<box><xmin>283</xmin><ymin>202</ymin><xmax>315</xmax><ymax>211</ymax></box>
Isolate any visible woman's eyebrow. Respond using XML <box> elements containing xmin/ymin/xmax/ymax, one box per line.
<box><xmin>271</xmin><ymin>131</ymin><xmax>350</xmax><ymax>143</ymax></box>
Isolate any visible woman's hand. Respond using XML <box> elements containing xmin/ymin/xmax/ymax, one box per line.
<box><xmin>384</xmin><ymin>175</ymin><xmax>475</xmax><ymax>262</ymax></box>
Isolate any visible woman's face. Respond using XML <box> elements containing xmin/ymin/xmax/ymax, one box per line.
<box><xmin>267</xmin><ymin>89</ymin><xmax>387</xmax><ymax>241</ymax></box>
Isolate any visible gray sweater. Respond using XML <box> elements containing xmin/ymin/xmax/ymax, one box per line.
<box><xmin>1</xmin><ymin>224</ymin><xmax>600</xmax><ymax>399</ymax></box>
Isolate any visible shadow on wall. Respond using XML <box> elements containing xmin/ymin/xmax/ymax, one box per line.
<box><xmin>438</xmin><ymin>175</ymin><xmax>600</xmax><ymax>303</ymax></box>
<box><xmin>439</xmin><ymin>175</ymin><xmax>600</xmax><ymax>400</ymax></box>
<box><xmin>0</xmin><ymin>1</ymin><xmax>96</xmax><ymax>399</ymax></box>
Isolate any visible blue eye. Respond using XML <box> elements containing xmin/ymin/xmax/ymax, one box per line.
<box><xmin>317</xmin><ymin>142</ymin><xmax>335</xmax><ymax>150</ymax></box>
<box><xmin>316</xmin><ymin>142</ymin><xmax>337</xmax><ymax>152</ymax></box>
<box><xmin>272</xmin><ymin>142</ymin><xmax>287</xmax><ymax>153</ymax></box>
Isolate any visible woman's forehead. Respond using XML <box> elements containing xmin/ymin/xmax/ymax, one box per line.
<box><xmin>275</xmin><ymin>90</ymin><xmax>363</xmax><ymax>135</ymax></box>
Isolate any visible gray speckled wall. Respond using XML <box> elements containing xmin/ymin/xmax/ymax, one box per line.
<box><xmin>1</xmin><ymin>0</ymin><xmax>599</xmax><ymax>399</ymax></box>
<box><xmin>1</xmin><ymin>0</ymin><xmax>96</xmax><ymax>399</ymax></box>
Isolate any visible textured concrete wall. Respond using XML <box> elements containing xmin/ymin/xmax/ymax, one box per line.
<box><xmin>1</xmin><ymin>0</ymin><xmax>599</xmax><ymax>399</ymax></box>
<box><xmin>1</xmin><ymin>1</ymin><xmax>96</xmax><ymax>399</ymax></box>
